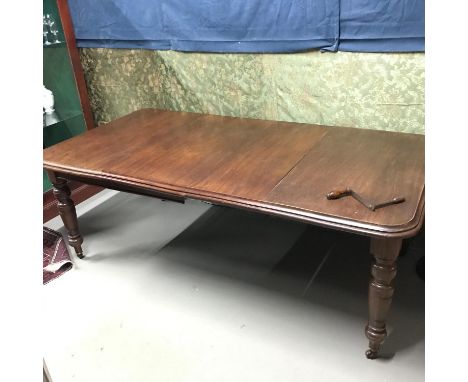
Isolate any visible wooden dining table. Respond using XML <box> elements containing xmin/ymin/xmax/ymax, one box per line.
<box><xmin>43</xmin><ymin>109</ymin><xmax>425</xmax><ymax>359</ymax></box>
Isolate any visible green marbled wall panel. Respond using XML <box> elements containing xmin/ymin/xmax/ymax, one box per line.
<box><xmin>80</xmin><ymin>49</ymin><xmax>424</xmax><ymax>134</ymax></box>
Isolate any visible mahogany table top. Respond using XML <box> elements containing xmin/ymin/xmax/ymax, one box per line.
<box><xmin>43</xmin><ymin>109</ymin><xmax>425</xmax><ymax>238</ymax></box>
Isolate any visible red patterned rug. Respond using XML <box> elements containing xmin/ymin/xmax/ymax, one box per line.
<box><xmin>43</xmin><ymin>227</ymin><xmax>73</xmax><ymax>284</ymax></box>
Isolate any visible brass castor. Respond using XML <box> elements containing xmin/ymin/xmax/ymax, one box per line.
<box><xmin>365</xmin><ymin>349</ymin><xmax>378</xmax><ymax>359</ymax></box>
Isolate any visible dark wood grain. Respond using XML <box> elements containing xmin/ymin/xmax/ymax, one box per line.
<box><xmin>268</xmin><ymin>125</ymin><xmax>425</xmax><ymax>235</ymax></box>
<box><xmin>43</xmin><ymin>182</ymin><xmax>103</xmax><ymax>223</ymax></box>
<box><xmin>44</xmin><ymin>109</ymin><xmax>424</xmax><ymax>238</ymax></box>
<box><xmin>48</xmin><ymin>172</ymin><xmax>84</xmax><ymax>258</ymax></box>
<box><xmin>365</xmin><ymin>238</ymin><xmax>402</xmax><ymax>359</ymax></box>
<box><xmin>43</xmin><ymin>109</ymin><xmax>425</xmax><ymax>359</ymax></box>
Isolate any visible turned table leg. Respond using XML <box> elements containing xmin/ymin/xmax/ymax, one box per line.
<box><xmin>50</xmin><ymin>175</ymin><xmax>84</xmax><ymax>258</ymax></box>
<box><xmin>365</xmin><ymin>237</ymin><xmax>402</xmax><ymax>359</ymax></box>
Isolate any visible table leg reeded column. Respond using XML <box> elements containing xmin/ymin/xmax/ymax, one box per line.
<box><xmin>50</xmin><ymin>174</ymin><xmax>84</xmax><ymax>259</ymax></box>
<box><xmin>365</xmin><ymin>237</ymin><xmax>402</xmax><ymax>359</ymax></box>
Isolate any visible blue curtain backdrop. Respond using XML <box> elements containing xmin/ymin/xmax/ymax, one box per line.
<box><xmin>339</xmin><ymin>0</ymin><xmax>425</xmax><ymax>51</ymax></box>
<box><xmin>68</xmin><ymin>0</ymin><xmax>424</xmax><ymax>53</ymax></box>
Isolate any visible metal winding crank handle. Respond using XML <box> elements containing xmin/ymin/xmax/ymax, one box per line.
<box><xmin>326</xmin><ymin>189</ymin><xmax>352</xmax><ymax>200</ymax></box>
<box><xmin>326</xmin><ymin>188</ymin><xmax>405</xmax><ymax>211</ymax></box>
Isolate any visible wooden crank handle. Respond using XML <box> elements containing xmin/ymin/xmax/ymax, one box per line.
<box><xmin>326</xmin><ymin>189</ymin><xmax>352</xmax><ymax>200</ymax></box>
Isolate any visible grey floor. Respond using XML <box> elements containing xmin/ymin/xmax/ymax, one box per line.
<box><xmin>43</xmin><ymin>190</ymin><xmax>424</xmax><ymax>382</ymax></box>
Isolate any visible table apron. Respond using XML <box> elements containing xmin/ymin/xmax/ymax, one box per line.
<box><xmin>46</xmin><ymin>169</ymin><xmax>424</xmax><ymax>240</ymax></box>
